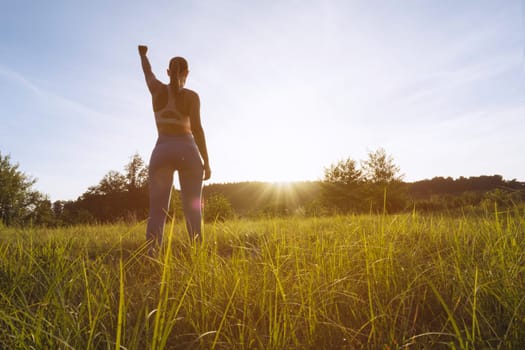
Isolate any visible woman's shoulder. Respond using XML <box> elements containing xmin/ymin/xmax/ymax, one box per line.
<box><xmin>151</xmin><ymin>82</ymin><xmax>168</xmax><ymax>96</ymax></box>
<box><xmin>155</xmin><ymin>81</ymin><xmax>168</xmax><ymax>90</ymax></box>
<box><xmin>182</xmin><ymin>88</ymin><xmax>200</xmax><ymax>100</ymax></box>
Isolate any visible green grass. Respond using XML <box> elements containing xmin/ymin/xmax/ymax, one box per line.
<box><xmin>0</xmin><ymin>208</ymin><xmax>524</xmax><ymax>349</ymax></box>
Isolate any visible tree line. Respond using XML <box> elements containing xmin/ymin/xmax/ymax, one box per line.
<box><xmin>1</xmin><ymin>149</ymin><xmax>524</xmax><ymax>227</ymax></box>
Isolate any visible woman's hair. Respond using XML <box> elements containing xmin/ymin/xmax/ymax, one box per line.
<box><xmin>169</xmin><ymin>57</ymin><xmax>189</xmax><ymax>94</ymax></box>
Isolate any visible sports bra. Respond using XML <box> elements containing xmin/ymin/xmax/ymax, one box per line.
<box><xmin>154</xmin><ymin>85</ymin><xmax>191</xmax><ymax>134</ymax></box>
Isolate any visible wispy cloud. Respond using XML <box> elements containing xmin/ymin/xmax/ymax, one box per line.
<box><xmin>0</xmin><ymin>65</ymin><xmax>115</xmax><ymax>124</ymax></box>
<box><xmin>0</xmin><ymin>64</ymin><xmax>151</xmax><ymax>200</ymax></box>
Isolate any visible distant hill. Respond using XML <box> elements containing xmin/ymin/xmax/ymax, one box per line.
<box><xmin>52</xmin><ymin>175</ymin><xmax>524</xmax><ymax>225</ymax></box>
<box><xmin>408</xmin><ymin>175</ymin><xmax>524</xmax><ymax>199</ymax></box>
<box><xmin>203</xmin><ymin>175</ymin><xmax>525</xmax><ymax>214</ymax></box>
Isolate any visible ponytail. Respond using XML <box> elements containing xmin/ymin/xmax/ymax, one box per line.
<box><xmin>168</xmin><ymin>56</ymin><xmax>188</xmax><ymax>97</ymax></box>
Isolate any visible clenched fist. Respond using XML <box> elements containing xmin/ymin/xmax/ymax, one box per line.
<box><xmin>138</xmin><ymin>45</ymin><xmax>148</xmax><ymax>56</ymax></box>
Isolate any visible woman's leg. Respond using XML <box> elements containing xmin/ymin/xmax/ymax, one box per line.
<box><xmin>146</xmin><ymin>159</ymin><xmax>174</xmax><ymax>247</ymax></box>
<box><xmin>178</xmin><ymin>165</ymin><xmax>203</xmax><ymax>241</ymax></box>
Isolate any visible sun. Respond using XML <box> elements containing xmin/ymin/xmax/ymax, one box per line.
<box><xmin>273</xmin><ymin>181</ymin><xmax>293</xmax><ymax>188</ymax></box>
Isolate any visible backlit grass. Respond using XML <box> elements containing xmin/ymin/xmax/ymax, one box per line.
<box><xmin>0</xmin><ymin>208</ymin><xmax>523</xmax><ymax>349</ymax></box>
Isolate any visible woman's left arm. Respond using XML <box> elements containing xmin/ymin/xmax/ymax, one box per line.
<box><xmin>190</xmin><ymin>92</ymin><xmax>211</xmax><ymax>180</ymax></box>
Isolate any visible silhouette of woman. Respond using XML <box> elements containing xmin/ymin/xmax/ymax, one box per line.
<box><xmin>139</xmin><ymin>45</ymin><xmax>211</xmax><ymax>247</ymax></box>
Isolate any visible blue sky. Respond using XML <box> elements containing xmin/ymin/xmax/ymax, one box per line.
<box><xmin>1</xmin><ymin>0</ymin><xmax>523</xmax><ymax>201</ymax></box>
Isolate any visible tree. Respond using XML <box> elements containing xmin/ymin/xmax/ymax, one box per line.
<box><xmin>361</xmin><ymin>148</ymin><xmax>406</xmax><ymax>212</ymax></box>
<box><xmin>321</xmin><ymin>158</ymin><xmax>365</xmax><ymax>213</ymax></box>
<box><xmin>204</xmin><ymin>193</ymin><xmax>234</xmax><ymax>222</ymax></box>
<box><xmin>324</xmin><ymin>158</ymin><xmax>363</xmax><ymax>185</ymax></box>
<box><xmin>361</xmin><ymin>148</ymin><xmax>403</xmax><ymax>184</ymax></box>
<box><xmin>168</xmin><ymin>188</ymin><xmax>184</xmax><ymax>221</ymax></box>
<box><xmin>85</xmin><ymin>153</ymin><xmax>148</xmax><ymax>196</ymax></box>
<box><xmin>125</xmin><ymin>153</ymin><xmax>148</xmax><ymax>192</ymax></box>
<box><xmin>69</xmin><ymin>154</ymin><xmax>150</xmax><ymax>223</ymax></box>
<box><xmin>86</xmin><ymin>170</ymin><xmax>127</xmax><ymax>196</ymax></box>
<box><xmin>52</xmin><ymin>200</ymin><xmax>64</xmax><ymax>217</ymax></box>
<box><xmin>30</xmin><ymin>195</ymin><xmax>56</xmax><ymax>226</ymax></box>
<box><xmin>302</xmin><ymin>199</ymin><xmax>328</xmax><ymax>217</ymax></box>
<box><xmin>60</xmin><ymin>200</ymin><xmax>95</xmax><ymax>225</ymax></box>
<box><xmin>321</xmin><ymin>149</ymin><xmax>407</xmax><ymax>213</ymax></box>
<box><xmin>0</xmin><ymin>152</ymin><xmax>41</xmax><ymax>226</ymax></box>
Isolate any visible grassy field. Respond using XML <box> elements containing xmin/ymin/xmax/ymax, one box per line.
<box><xmin>0</xmin><ymin>208</ymin><xmax>524</xmax><ymax>349</ymax></box>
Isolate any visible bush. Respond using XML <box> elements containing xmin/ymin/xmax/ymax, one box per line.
<box><xmin>204</xmin><ymin>193</ymin><xmax>234</xmax><ymax>222</ymax></box>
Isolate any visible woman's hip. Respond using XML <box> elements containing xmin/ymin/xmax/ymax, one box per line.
<box><xmin>150</xmin><ymin>135</ymin><xmax>202</xmax><ymax>171</ymax></box>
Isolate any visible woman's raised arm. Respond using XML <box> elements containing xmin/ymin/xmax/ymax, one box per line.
<box><xmin>138</xmin><ymin>45</ymin><xmax>162</xmax><ymax>94</ymax></box>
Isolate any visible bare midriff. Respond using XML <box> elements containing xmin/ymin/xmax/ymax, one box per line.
<box><xmin>156</xmin><ymin>118</ymin><xmax>192</xmax><ymax>135</ymax></box>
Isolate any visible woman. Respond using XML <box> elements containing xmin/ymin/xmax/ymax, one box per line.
<box><xmin>138</xmin><ymin>45</ymin><xmax>211</xmax><ymax>247</ymax></box>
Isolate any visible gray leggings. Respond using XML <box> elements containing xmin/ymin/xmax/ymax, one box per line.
<box><xmin>146</xmin><ymin>134</ymin><xmax>203</xmax><ymax>245</ymax></box>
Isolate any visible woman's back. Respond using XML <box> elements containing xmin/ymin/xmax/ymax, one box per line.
<box><xmin>152</xmin><ymin>85</ymin><xmax>194</xmax><ymax>135</ymax></box>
